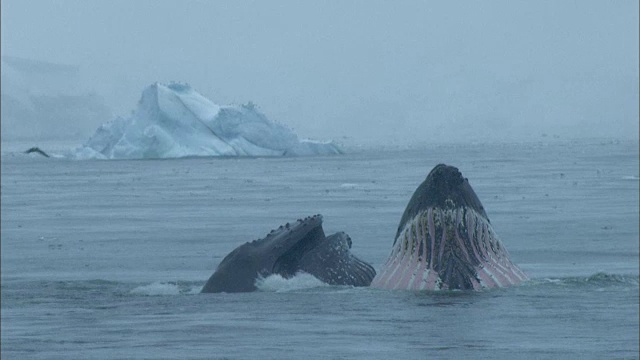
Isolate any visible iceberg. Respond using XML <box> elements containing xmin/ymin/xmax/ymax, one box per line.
<box><xmin>73</xmin><ymin>82</ymin><xmax>341</xmax><ymax>159</ymax></box>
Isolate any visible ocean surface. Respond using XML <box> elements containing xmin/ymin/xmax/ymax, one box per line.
<box><xmin>2</xmin><ymin>139</ymin><xmax>638</xmax><ymax>359</ymax></box>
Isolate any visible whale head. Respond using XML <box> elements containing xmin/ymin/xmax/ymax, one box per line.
<box><xmin>202</xmin><ymin>215</ymin><xmax>376</xmax><ymax>293</ymax></box>
<box><xmin>371</xmin><ymin>164</ymin><xmax>528</xmax><ymax>291</ymax></box>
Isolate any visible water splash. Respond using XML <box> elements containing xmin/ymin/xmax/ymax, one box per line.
<box><xmin>255</xmin><ymin>272</ymin><xmax>329</xmax><ymax>292</ymax></box>
<box><xmin>130</xmin><ymin>282</ymin><xmax>201</xmax><ymax>296</ymax></box>
<box><xmin>621</xmin><ymin>175</ymin><xmax>639</xmax><ymax>180</ymax></box>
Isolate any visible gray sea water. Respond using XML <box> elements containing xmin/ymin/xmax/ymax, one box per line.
<box><xmin>2</xmin><ymin>139</ymin><xmax>638</xmax><ymax>359</ymax></box>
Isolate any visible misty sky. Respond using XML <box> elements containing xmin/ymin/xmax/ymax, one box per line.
<box><xmin>2</xmin><ymin>0</ymin><xmax>638</xmax><ymax>144</ymax></box>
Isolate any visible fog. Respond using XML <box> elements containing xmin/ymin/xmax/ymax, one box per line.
<box><xmin>1</xmin><ymin>0</ymin><xmax>638</xmax><ymax>145</ymax></box>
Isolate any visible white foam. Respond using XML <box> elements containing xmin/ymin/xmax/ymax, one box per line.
<box><xmin>255</xmin><ymin>272</ymin><xmax>328</xmax><ymax>292</ymax></box>
<box><xmin>130</xmin><ymin>282</ymin><xmax>181</xmax><ymax>296</ymax></box>
<box><xmin>130</xmin><ymin>281</ymin><xmax>200</xmax><ymax>296</ymax></box>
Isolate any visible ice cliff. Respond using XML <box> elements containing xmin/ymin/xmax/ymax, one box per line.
<box><xmin>74</xmin><ymin>83</ymin><xmax>341</xmax><ymax>159</ymax></box>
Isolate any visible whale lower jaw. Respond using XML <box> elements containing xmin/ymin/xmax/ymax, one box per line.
<box><xmin>371</xmin><ymin>207</ymin><xmax>528</xmax><ymax>291</ymax></box>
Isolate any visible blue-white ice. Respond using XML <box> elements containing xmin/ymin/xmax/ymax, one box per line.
<box><xmin>73</xmin><ymin>82</ymin><xmax>341</xmax><ymax>159</ymax></box>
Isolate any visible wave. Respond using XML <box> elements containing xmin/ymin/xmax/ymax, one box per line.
<box><xmin>533</xmin><ymin>272</ymin><xmax>639</xmax><ymax>287</ymax></box>
<box><xmin>255</xmin><ymin>272</ymin><xmax>329</xmax><ymax>293</ymax></box>
<box><xmin>8</xmin><ymin>273</ymin><xmax>635</xmax><ymax>298</ymax></box>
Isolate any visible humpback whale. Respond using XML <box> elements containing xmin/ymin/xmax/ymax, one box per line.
<box><xmin>201</xmin><ymin>215</ymin><xmax>376</xmax><ymax>293</ymax></box>
<box><xmin>371</xmin><ymin>164</ymin><xmax>528</xmax><ymax>290</ymax></box>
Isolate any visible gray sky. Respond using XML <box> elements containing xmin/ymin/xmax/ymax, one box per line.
<box><xmin>2</xmin><ymin>0</ymin><xmax>638</xmax><ymax>144</ymax></box>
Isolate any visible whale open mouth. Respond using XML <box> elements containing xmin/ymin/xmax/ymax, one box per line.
<box><xmin>202</xmin><ymin>214</ymin><xmax>376</xmax><ymax>293</ymax></box>
<box><xmin>260</xmin><ymin>214</ymin><xmax>376</xmax><ymax>287</ymax></box>
<box><xmin>371</xmin><ymin>164</ymin><xmax>528</xmax><ymax>291</ymax></box>
<box><xmin>272</xmin><ymin>229</ymin><xmax>376</xmax><ymax>286</ymax></box>
<box><xmin>372</xmin><ymin>206</ymin><xmax>528</xmax><ymax>290</ymax></box>
<box><xmin>272</xmin><ymin>224</ymin><xmax>326</xmax><ymax>277</ymax></box>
